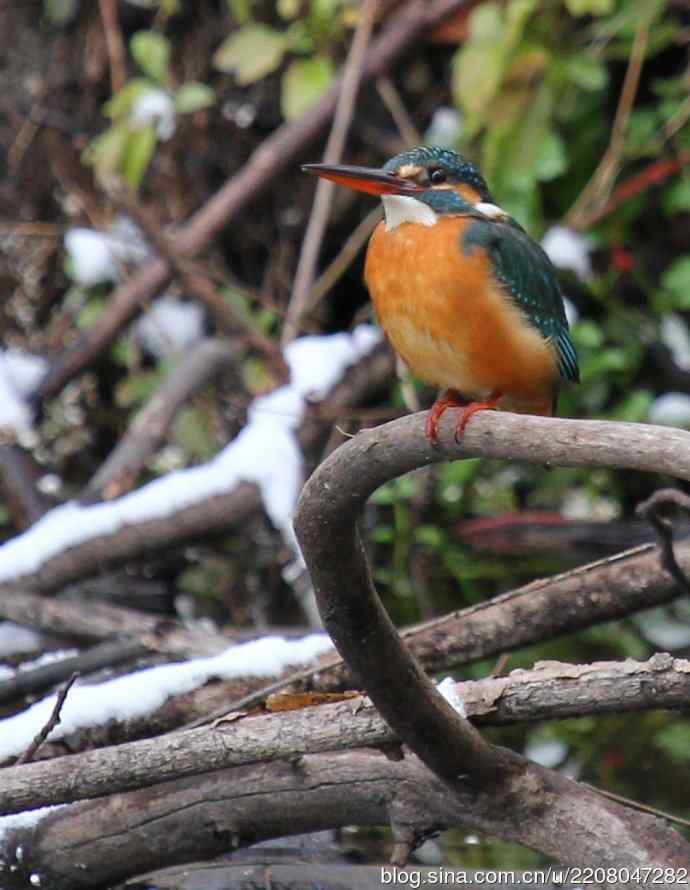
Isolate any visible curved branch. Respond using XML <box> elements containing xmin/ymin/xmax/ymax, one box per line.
<box><xmin>293</xmin><ymin>409</ymin><xmax>690</xmax><ymax>863</ymax></box>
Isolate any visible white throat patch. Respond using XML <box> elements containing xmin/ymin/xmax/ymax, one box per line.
<box><xmin>382</xmin><ymin>195</ymin><xmax>438</xmax><ymax>231</ymax></box>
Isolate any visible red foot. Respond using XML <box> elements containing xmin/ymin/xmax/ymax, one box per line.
<box><xmin>454</xmin><ymin>391</ymin><xmax>502</xmax><ymax>442</ymax></box>
<box><xmin>425</xmin><ymin>389</ymin><xmax>468</xmax><ymax>445</ymax></box>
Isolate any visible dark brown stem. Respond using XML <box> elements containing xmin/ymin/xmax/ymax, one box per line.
<box><xmin>637</xmin><ymin>487</ymin><xmax>690</xmax><ymax>596</ymax></box>
<box><xmin>0</xmin><ymin>640</ymin><xmax>146</xmax><ymax>705</ymax></box>
<box><xmin>16</xmin><ymin>672</ymin><xmax>78</xmax><ymax>765</ymax></box>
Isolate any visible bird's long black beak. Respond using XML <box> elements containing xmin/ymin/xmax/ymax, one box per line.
<box><xmin>302</xmin><ymin>163</ymin><xmax>424</xmax><ymax>196</ymax></box>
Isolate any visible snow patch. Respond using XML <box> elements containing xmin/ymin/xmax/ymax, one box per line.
<box><xmin>436</xmin><ymin>677</ymin><xmax>466</xmax><ymax>717</ymax></box>
<box><xmin>648</xmin><ymin>392</ymin><xmax>690</xmax><ymax>427</ymax></box>
<box><xmin>0</xmin><ymin>326</ymin><xmax>381</xmax><ymax>583</ymax></box>
<box><xmin>136</xmin><ymin>295</ymin><xmax>205</xmax><ymax>357</ymax></box>
<box><xmin>0</xmin><ymin>634</ymin><xmax>332</xmax><ymax>760</ymax></box>
<box><xmin>542</xmin><ymin>225</ymin><xmax>593</xmax><ymax>281</ymax></box>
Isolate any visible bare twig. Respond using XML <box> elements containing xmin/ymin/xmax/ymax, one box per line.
<box><xmin>302</xmin><ymin>206</ymin><xmax>381</xmax><ymax>315</ymax></box>
<box><xmin>376</xmin><ymin>74</ymin><xmax>422</xmax><ymax>145</ymax></box>
<box><xmin>578</xmin><ymin>151</ymin><xmax>690</xmax><ymax>230</ymax></box>
<box><xmin>565</xmin><ymin>15</ymin><xmax>650</xmax><ymax>229</ymax></box>
<box><xmin>282</xmin><ymin>0</ymin><xmax>379</xmax><ymax>345</ymax></box>
<box><xmin>0</xmin><ymin>445</ymin><xmax>52</xmax><ymax>528</ymax></box>
<box><xmin>16</xmin><ymin>672</ymin><xmax>78</xmax><ymax>765</ymax></box>
<box><xmin>98</xmin><ymin>0</ymin><xmax>126</xmax><ymax>94</ymax></box>
<box><xmin>0</xmin><ymin>640</ymin><xmax>146</xmax><ymax>705</ymax></box>
<box><xmin>0</xmin><ymin>587</ymin><xmax>239</xmax><ymax>656</ymax></box>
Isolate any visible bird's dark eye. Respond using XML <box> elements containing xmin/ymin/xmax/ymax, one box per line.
<box><xmin>429</xmin><ymin>167</ymin><xmax>447</xmax><ymax>185</ymax></box>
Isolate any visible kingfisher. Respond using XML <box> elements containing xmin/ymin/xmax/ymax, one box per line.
<box><xmin>302</xmin><ymin>146</ymin><xmax>579</xmax><ymax>443</ymax></box>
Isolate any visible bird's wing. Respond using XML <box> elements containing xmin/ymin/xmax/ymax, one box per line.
<box><xmin>463</xmin><ymin>215</ymin><xmax>580</xmax><ymax>383</ymax></box>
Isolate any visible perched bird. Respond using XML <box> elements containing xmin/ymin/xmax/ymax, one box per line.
<box><xmin>302</xmin><ymin>146</ymin><xmax>579</xmax><ymax>443</ymax></box>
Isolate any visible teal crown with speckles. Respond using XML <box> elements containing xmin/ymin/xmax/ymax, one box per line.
<box><xmin>383</xmin><ymin>146</ymin><xmax>492</xmax><ymax>203</ymax></box>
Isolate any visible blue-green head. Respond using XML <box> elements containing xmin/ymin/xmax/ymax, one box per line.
<box><xmin>302</xmin><ymin>145</ymin><xmax>493</xmax><ymax>215</ymax></box>
<box><xmin>382</xmin><ymin>146</ymin><xmax>492</xmax><ymax>204</ymax></box>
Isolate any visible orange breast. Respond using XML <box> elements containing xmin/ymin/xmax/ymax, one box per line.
<box><xmin>364</xmin><ymin>215</ymin><xmax>559</xmax><ymax>415</ymax></box>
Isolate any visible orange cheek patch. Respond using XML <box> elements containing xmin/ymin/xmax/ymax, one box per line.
<box><xmin>454</xmin><ymin>184</ymin><xmax>482</xmax><ymax>204</ymax></box>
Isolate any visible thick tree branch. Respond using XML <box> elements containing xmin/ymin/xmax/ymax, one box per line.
<box><xmin>3</xmin><ymin>653</ymin><xmax>690</xmax><ymax>814</ymax></box>
<box><xmin>0</xmin><ymin>587</ymin><xmax>239</xmax><ymax>655</ymax></box>
<box><xmin>293</xmin><ymin>408</ymin><xmax>690</xmax><ymax>869</ymax></box>
<box><xmin>3</xmin><ymin>749</ymin><xmax>688</xmax><ymax>890</ymax></box>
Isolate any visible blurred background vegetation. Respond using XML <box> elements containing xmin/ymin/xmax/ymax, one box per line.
<box><xmin>3</xmin><ymin>0</ymin><xmax>690</xmax><ymax>867</ymax></box>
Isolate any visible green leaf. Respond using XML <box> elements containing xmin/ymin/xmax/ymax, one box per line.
<box><xmin>573</xmin><ymin>320</ymin><xmax>604</xmax><ymax>349</ymax></box>
<box><xmin>453</xmin><ymin>0</ymin><xmax>537</xmax><ymax>138</ymax></box>
<box><xmin>564</xmin><ymin>0</ymin><xmax>613</xmax><ymax>15</ymax></box>
<box><xmin>280</xmin><ymin>56</ymin><xmax>334</xmax><ymax>121</ymax></box>
<box><xmin>213</xmin><ymin>24</ymin><xmax>288</xmax><ymax>84</ymax></box>
<box><xmin>533</xmin><ymin>129</ymin><xmax>567</xmax><ymax>181</ymax></box>
<box><xmin>662</xmin><ymin>257</ymin><xmax>690</xmax><ymax>308</ymax></box>
<box><xmin>226</xmin><ymin>0</ymin><xmax>250</xmax><ymax>22</ymax></box>
<box><xmin>43</xmin><ymin>0</ymin><xmax>79</xmax><ymax>26</ymax></box>
<box><xmin>663</xmin><ymin>178</ymin><xmax>690</xmax><ymax>215</ymax></box>
<box><xmin>130</xmin><ymin>31</ymin><xmax>171</xmax><ymax>83</ymax></box>
<box><xmin>609</xmin><ymin>390</ymin><xmax>653</xmax><ymax>422</ymax></box>
<box><xmin>625</xmin><ymin>108</ymin><xmax>661</xmax><ymax>157</ymax></box>
<box><xmin>278</xmin><ymin>0</ymin><xmax>300</xmax><ymax>17</ymax></box>
<box><xmin>656</xmin><ymin>722</ymin><xmax>690</xmax><ymax>762</ymax></box>
<box><xmin>77</xmin><ymin>296</ymin><xmax>106</xmax><ymax>328</ymax></box>
<box><xmin>174</xmin><ymin>81</ymin><xmax>216</xmax><ymax>114</ymax></box>
<box><xmin>116</xmin><ymin>367</ymin><xmax>167</xmax><ymax>409</ymax></box>
<box><xmin>122</xmin><ymin>124</ymin><xmax>157</xmax><ymax>188</ymax></box>
<box><xmin>173</xmin><ymin>406</ymin><xmax>215</xmax><ymax>458</ymax></box>
<box><xmin>83</xmin><ymin>123</ymin><xmax>130</xmax><ymax>178</ymax></box>
<box><xmin>562</xmin><ymin>55</ymin><xmax>608</xmax><ymax>92</ymax></box>
<box><xmin>103</xmin><ymin>79</ymin><xmax>152</xmax><ymax>120</ymax></box>
<box><xmin>452</xmin><ymin>4</ymin><xmax>508</xmax><ymax>137</ymax></box>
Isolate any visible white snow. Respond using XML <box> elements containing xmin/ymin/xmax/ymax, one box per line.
<box><xmin>542</xmin><ymin>225</ymin><xmax>593</xmax><ymax>281</ymax></box>
<box><xmin>131</xmin><ymin>88</ymin><xmax>176</xmax><ymax>140</ymax></box>
<box><xmin>65</xmin><ymin>216</ymin><xmax>148</xmax><ymax>287</ymax></box>
<box><xmin>561</xmin><ymin>489</ymin><xmax>619</xmax><ymax>521</ymax></box>
<box><xmin>0</xmin><ymin>633</ymin><xmax>332</xmax><ymax>760</ymax></box>
<box><xmin>524</xmin><ymin>736</ymin><xmax>568</xmax><ymax>768</ymax></box>
<box><xmin>436</xmin><ymin>676</ymin><xmax>466</xmax><ymax>717</ymax></box>
<box><xmin>661</xmin><ymin>314</ymin><xmax>690</xmax><ymax>371</ymax></box>
<box><xmin>0</xmin><ymin>326</ymin><xmax>381</xmax><ymax>583</ymax></box>
<box><xmin>0</xmin><ymin>350</ymin><xmax>48</xmax><ymax>446</ymax></box>
<box><xmin>636</xmin><ymin>608</ymin><xmax>690</xmax><ymax>649</ymax></box>
<box><xmin>0</xmin><ymin>806</ymin><xmax>64</xmax><ymax>844</ymax></box>
<box><xmin>65</xmin><ymin>228</ymin><xmax>118</xmax><ymax>286</ymax></box>
<box><xmin>425</xmin><ymin>107</ymin><xmax>463</xmax><ymax>147</ymax></box>
<box><xmin>136</xmin><ymin>295</ymin><xmax>205</xmax><ymax>357</ymax></box>
<box><xmin>648</xmin><ymin>392</ymin><xmax>690</xmax><ymax>427</ymax></box>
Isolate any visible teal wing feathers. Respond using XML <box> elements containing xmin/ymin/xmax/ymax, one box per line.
<box><xmin>463</xmin><ymin>216</ymin><xmax>580</xmax><ymax>384</ymax></box>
